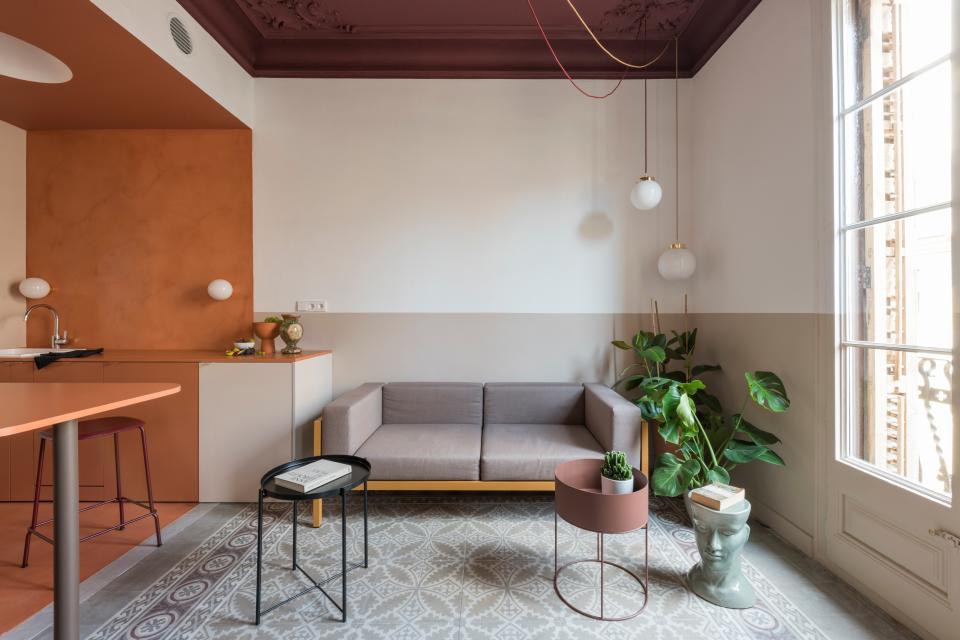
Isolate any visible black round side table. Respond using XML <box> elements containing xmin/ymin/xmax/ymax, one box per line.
<box><xmin>255</xmin><ymin>454</ymin><xmax>370</xmax><ymax>625</ymax></box>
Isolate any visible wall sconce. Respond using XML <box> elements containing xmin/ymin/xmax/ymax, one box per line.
<box><xmin>207</xmin><ymin>279</ymin><xmax>233</xmax><ymax>301</ymax></box>
<box><xmin>19</xmin><ymin>277</ymin><xmax>51</xmax><ymax>299</ymax></box>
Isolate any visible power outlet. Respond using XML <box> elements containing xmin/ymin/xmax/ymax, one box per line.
<box><xmin>296</xmin><ymin>299</ymin><xmax>328</xmax><ymax>312</ymax></box>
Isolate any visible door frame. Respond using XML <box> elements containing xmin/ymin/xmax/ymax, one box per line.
<box><xmin>813</xmin><ymin>1</ymin><xmax>960</xmax><ymax>639</ymax></box>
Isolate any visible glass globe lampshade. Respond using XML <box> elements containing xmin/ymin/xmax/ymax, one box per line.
<box><xmin>630</xmin><ymin>175</ymin><xmax>662</xmax><ymax>210</ymax></box>
<box><xmin>657</xmin><ymin>243</ymin><xmax>696</xmax><ymax>280</ymax></box>
<box><xmin>207</xmin><ymin>279</ymin><xmax>233</xmax><ymax>301</ymax></box>
<box><xmin>18</xmin><ymin>277</ymin><xmax>51</xmax><ymax>299</ymax></box>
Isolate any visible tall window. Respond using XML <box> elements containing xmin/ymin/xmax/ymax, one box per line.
<box><xmin>837</xmin><ymin>0</ymin><xmax>952</xmax><ymax>496</ymax></box>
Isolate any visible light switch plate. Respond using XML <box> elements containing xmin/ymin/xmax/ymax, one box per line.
<box><xmin>296</xmin><ymin>300</ymin><xmax>328</xmax><ymax>312</ymax></box>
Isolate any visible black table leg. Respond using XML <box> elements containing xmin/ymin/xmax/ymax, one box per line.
<box><xmin>341</xmin><ymin>488</ymin><xmax>347</xmax><ymax>622</ymax></box>
<box><xmin>255</xmin><ymin>490</ymin><xmax>263</xmax><ymax>625</ymax></box>
<box><xmin>363</xmin><ymin>481</ymin><xmax>368</xmax><ymax>568</ymax></box>
<box><xmin>292</xmin><ymin>500</ymin><xmax>298</xmax><ymax>570</ymax></box>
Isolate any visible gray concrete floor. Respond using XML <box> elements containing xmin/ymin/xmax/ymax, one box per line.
<box><xmin>746</xmin><ymin>522</ymin><xmax>921</xmax><ymax>640</ymax></box>
<box><xmin>15</xmin><ymin>501</ymin><xmax>922</xmax><ymax>640</ymax></box>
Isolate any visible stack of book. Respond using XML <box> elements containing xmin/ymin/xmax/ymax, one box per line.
<box><xmin>274</xmin><ymin>459</ymin><xmax>352</xmax><ymax>493</ymax></box>
<box><xmin>689</xmin><ymin>483</ymin><xmax>745</xmax><ymax>511</ymax></box>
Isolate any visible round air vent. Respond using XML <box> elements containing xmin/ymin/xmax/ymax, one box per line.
<box><xmin>169</xmin><ymin>16</ymin><xmax>193</xmax><ymax>55</ymax></box>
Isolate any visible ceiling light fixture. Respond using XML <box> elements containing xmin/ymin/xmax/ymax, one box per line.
<box><xmin>657</xmin><ymin>36</ymin><xmax>696</xmax><ymax>281</ymax></box>
<box><xmin>0</xmin><ymin>32</ymin><xmax>72</xmax><ymax>84</ymax></box>
<box><xmin>630</xmin><ymin>20</ymin><xmax>662</xmax><ymax>210</ymax></box>
<box><xmin>526</xmin><ymin>0</ymin><xmax>671</xmax><ymax>100</ymax></box>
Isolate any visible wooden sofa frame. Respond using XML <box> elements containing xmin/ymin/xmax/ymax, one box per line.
<box><xmin>311</xmin><ymin>417</ymin><xmax>650</xmax><ymax>527</ymax></box>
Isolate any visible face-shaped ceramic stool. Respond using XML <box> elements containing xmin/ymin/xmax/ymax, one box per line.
<box><xmin>684</xmin><ymin>494</ymin><xmax>755</xmax><ymax>609</ymax></box>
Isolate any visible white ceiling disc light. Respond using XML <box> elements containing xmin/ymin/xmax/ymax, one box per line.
<box><xmin>0</xmin><ymin>32</ymin><xmax>72</xmax><ymax>84</ymax></box>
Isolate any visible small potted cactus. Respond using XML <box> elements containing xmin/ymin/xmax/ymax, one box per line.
<box><xmin>601</xmin><ymin>450</ymin><xmax>634</xmax><ymax>494</ymax></box>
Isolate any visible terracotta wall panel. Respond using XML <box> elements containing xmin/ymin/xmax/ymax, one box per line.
<box><xmin>26</xmin><ymin>130</ymin><xmax>252</xmax><ymax>350</ymax></box>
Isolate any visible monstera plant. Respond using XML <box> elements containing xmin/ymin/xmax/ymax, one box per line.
<box><xmin>612</xmin><ymin>330</ymin><xmax>790</xmax><ymax>497</ymax></box>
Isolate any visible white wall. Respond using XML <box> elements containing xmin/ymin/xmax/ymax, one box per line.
<box><xmin>92</xmin><ymin>0</ymin><xmax>254</xmax><ymax>127</ymax></box>
<box><xmin>688</xmin><ymin>0</ymin><xmax>826</xmax><ymax>551</ymax></box>
<box><xmin>690</xmin><ymin>0</ymin><xmax>821</xmax><ymax>315</ymax></box>
<box><xmin>0</xmin><ymin>120</ymin><xmax>25</xmax><ymax>347</ymax></box>
<box><xmin>254</xmin><ymin>78</ymin><xmax>694</xmax><ymax>313</ymax></box>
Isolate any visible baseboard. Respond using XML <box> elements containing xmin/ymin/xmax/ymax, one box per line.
<box><xmin>749</xmin><ymin>497</ymin><xmax>814</xmax><ymax>556</ymax></box>
<box><xmin>816</xmin><ymin>552</ymin><xmax>940</xmax><ymax>640</ymax></box>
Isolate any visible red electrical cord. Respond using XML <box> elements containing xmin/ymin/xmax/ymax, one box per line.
<box><xmin>525</xmin><ymin>0</ymin><xmax>627</xmax><ymax>99</ymax></box>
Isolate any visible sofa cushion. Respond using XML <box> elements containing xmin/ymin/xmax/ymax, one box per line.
<box><xmin>356</xmin><ymin>423</ymin><xmax>481</xmax><ymax>480</ymax></box>
<box><xmin>480</xmin><ymin>423</ymin><xmax>603</xmax><ymax>481</ymax></box>
<box><xmin>382</xmin><ymin>382</ymin><xmax>483</xmax><ymax>425</ymax></box>
<box><xmin>483</xmin><ymin>383</ymin><xmax>585</xmax><ymax>425</ymax></box>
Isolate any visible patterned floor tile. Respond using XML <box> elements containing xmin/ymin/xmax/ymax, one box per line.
<box><xmin>85</xmin><ymin>495</ymin><xmax>827</xmax><ymax>640</ymax></box>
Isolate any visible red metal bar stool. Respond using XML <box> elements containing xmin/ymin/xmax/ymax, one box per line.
<box><xmin>21</xmin><ymin>416</ymin><xmax>162</xmax><ymax>568</ymax></box>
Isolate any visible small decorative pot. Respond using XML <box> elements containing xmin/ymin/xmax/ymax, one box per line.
<box><xmin>684</xmin><ymin>492</ymin><xmax>755</xmax><ymax>609</ymax></box>
<box><xmin>279</xmin><ymin>313</ymin><xmax>304</xmax><ymax>355</ymax></box>
<box><xmin>601</xmin><ymin>475</ymin><xmax>634</xmax><ymax>495</ymax></box>
<box><xmin>252</xmin><ymin>322</ymin><xmax>281</xmax><ymax>355</ymax></box>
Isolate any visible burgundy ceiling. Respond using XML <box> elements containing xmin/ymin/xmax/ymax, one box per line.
<box><xmin>176</xmin><ymin>0</ymin><xmax>761</xmax><ymax>79</ymax></box>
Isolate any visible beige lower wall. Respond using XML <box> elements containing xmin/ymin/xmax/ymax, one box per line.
<box><xmin>0</xmin><ymin>120</ymin><xmax>25</xmax><ymax>347</ymax></box>
<box><xmin>691</xmin><ymin>313</ymin><xmax>823</xmax><ymax>551</ymax></box>
<box><xmin>266</xmin><ymin>310</ymin><xmax>824</xmax><ymax>553</ymax></box>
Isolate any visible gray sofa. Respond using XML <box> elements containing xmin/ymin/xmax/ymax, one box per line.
<box><xmin>321</xmin><ymin>382</ymin><xmax>645</xmax><ymax>482</ymax></box>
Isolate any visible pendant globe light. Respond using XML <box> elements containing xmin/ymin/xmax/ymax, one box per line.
<box><xmin>630</xmin><ymin>21</ymin><xmax>662</xmax><ymax>210</ymax></box>
<box><xmin>658</xmin><ymin>36</ymin><xmax>696</xmax><ymax>281</ymax></box>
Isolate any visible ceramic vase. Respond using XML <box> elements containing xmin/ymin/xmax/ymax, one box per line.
<box><xmin>279</xmin><ymin>313</ymin><xmax>304</xmax><ymax>355</ymax></box>
<box><xmin>252</xmin><ymin>321</ymin><xmax>281</xmax><ymax>355</ymax></box>
<box><xmin>684</xmin><ymin>492</ymin><xmax>755</xmax><ymax>609</ymax></box>
<box><xmin>600</xmin><ymin>475</ymin><xmax>634</xmax><ymax>495</ymax></box>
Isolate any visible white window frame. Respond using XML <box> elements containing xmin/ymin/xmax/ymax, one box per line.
<box><xmin>834</xmin><ymin>0</ymin><xmax>953</xmax><ymax>503</ymax></box>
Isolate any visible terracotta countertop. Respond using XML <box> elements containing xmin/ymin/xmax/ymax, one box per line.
<box><xmin>0</xmin><ymin>382</ymin><xmax>181</xmax><ymax>437</ymax></box>
<box><xmin>0</xmin><ymin>349</ymin><xmax>332</xmax><ymax>364</ymax></box>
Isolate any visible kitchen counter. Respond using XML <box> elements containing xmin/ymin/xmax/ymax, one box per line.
<box><xmin>0</xmin><ymin>349</ymin><xmax>331</xmax><ymax>364</ymax></box>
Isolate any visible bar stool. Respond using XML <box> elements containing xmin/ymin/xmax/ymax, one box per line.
<box><xmin>21</xmin><ymin>416</ymin><xmax>162</xmax><ymax>568</ymax></box>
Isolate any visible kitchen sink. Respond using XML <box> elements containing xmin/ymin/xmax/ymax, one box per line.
<box><xmin>0</xmin><ymin>348</ymin><xmax>69</xmax><ymax>358</ymax></box>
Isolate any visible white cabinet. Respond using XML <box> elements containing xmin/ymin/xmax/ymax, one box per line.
<box><xmin>199</xmin><ymin>354</ymin><xmax>332</xmax><ymax>502</ymax></box>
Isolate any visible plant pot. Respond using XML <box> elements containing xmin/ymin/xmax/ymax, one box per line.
<box><xmin>279</xmin><ymin>313</ymin><xmax>304</xmax><ymax>355</ymax></box>
<box><xmin>684</xmin><ymin>491</ymin><xmax>755</xmax><ymax>609</ymax></box>
<box><xmin>600</xmin><ymin>475</ymin><xmax>634</xmax><ymax>495</ymax></box>
<box><xmin>252</xmin><ymin>322</ymin><xmax>281</xmax><ymax>355</ymax></box>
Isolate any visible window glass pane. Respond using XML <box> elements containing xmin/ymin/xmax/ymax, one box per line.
<box><xmin>841</xmin><ymin>0</ymin><xmax>950</xmax><ymax>107</ymax></box>
<box><xmin>845</xmin><ymin>347</ymin><xmax>953</xmax><ymax>495</ymax></box>
<box><xmin>843</xmin><ymin>61</ymin><xmax>951</xmax><ymax>222</ymax></box>
<box><xmin>845</xmin><ymin>209</ymin><xmax>952</xmax><ymax>348</ymax></box>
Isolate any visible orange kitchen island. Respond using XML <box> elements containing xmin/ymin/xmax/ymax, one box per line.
<box><xmin>0</xmin><ymin>382</ymin><xmax>180</xmax><ymax>640</ymax></box>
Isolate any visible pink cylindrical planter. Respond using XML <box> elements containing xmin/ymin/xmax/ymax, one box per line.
<box><xmin>553</xmin><ymin>458</ymin><xmax>650</xmax><ymax>621</ymax></box>
<box><xmin>555</xmin><ymin>458</ymin><xmax>648</xmax><ymax>534</ymax></box>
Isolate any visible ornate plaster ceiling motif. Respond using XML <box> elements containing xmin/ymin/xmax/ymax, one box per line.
<box><xmin>177</xmin><ymin>0</ymin><xmax>760</xmax><ymax>78</ymax></box>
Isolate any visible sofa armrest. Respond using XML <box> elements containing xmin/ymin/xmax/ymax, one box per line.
<box><xmin>584</xmin><ymin>383</ymin><xmax>647</xmax><ymax>476</ymax></box>
<box><xmin>321</xmin><ymin>383</ymin><xmax>384</xmax><ymax>455</ymax></box>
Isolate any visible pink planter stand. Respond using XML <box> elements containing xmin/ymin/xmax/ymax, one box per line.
<box><xmin>553</xmin><ymin>458</ymin><xmax>650</xmax><ymax>621</ymax></box>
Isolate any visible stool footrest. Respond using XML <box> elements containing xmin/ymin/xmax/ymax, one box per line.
<box><xmin>25</xmin><ymin>498</ymin><xmax>160</xmax><ymax>545</ymax></box>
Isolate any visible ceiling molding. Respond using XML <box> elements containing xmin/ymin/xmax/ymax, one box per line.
<box><xmin>176</xmin><ymin>0</ymin><xmax>761</xmax><ymax>79</ymax></box>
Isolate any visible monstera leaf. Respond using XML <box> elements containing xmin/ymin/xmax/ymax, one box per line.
<box><xmin>722</xmin><ymin>438</ymin><xmax>785</xmax><ymax>466</ymax></box>
<box><xmin>745</xmin><ymin>371</ymin><xmax>790</xmax><ymax>412</ymax></box>
<box><xmin>652</xmin><ymin>453</ymin><xmax>700</xmax><ymax>497</ymax></box>
<box><xmin>734</xmin><ymin>414</ymin><xmax>781</xmax><ymax>446</ymax></box>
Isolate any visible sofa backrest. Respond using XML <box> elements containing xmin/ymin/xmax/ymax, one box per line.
<box><xmin>483</xmin><ymin>383</ymin><xmax>585</xmax><ymax>425</ymax></box>
<box><xmin>382</xmin><ymin>382</ymin><xmax>483</xmax><ymax>425</ymax></box>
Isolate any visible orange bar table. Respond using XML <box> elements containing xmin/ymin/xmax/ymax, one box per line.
<box><xmin>0</xmin><ymin>382</ymin><xmax>180</xmax><ymax>640</ymax></box>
